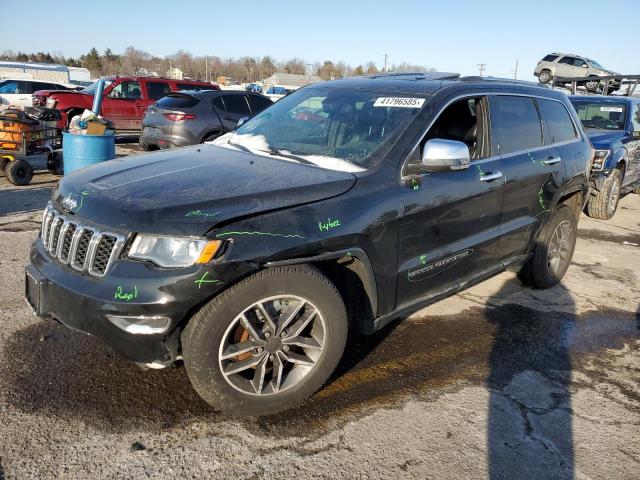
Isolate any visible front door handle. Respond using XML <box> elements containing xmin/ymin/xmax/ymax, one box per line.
<box><xmin>543</xmin><ymin>156</ymin><xmax>562</xmax><ymax>165</ymax></box>
<box><xmin>480</xmin><ymin>171</ymin><xmax>503</xmax><ymax>182</ymax></box>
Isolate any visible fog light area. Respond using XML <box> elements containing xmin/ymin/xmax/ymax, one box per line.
<box><xmin>106</xmin><ymin>314</ymin><xmax>171</xmax><ymax>335</ymax></box>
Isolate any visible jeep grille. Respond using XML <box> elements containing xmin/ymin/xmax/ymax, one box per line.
<box><xmin>41</xmin><ymin>203</ymin><xmax>126</xmax><ymax>278</ymax></box>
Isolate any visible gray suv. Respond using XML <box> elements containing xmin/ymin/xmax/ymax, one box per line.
<box><xmin>534</xmin><ymin>53</ymin><xmax>620</xmax><ymax>92</ymax></box>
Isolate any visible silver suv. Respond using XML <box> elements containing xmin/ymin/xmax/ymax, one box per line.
<box><xmin>533</xmin><ymin>53</ymin><xmax>620</xmax><ymax>92</ymax></box>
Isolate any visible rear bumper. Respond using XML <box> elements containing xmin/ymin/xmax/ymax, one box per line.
<box><xmin>140</xmin><ymin>131</ymin><xmax>196</xmax><ymax>149</ymax></box>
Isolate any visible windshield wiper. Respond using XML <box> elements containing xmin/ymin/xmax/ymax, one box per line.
<box><xmin>227</xmin><ymin>141</ymin><xmax>253</xmax><ymax>154</ymax></box>
<box><xmin>259</xmin><ymin>147</ymin><xmax>316</xmax><ymax>166</ymax></box>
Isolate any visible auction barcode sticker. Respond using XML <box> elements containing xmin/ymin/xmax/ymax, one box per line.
<box><xmin>601</xmin><ymin>106</ymin><xmax>623</xmax><ymax>112</ymax></box>
<box><xmin>374</xmin><ymin>97</ymin><xmax>425</xmax><ymax>108</ymax></box>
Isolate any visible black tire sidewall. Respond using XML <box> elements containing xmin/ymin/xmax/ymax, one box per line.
<box><xmin>5</xmin><ymin>159</ymin><xmax>34</xmax><ymax>186</ymax></box>
<box><xmin>528</xmin><ymin>206</ymin><xmax>577</xmax><ymax>289</ymax></box>
<box><xmin>182</xmin><ymin>265</ymin><xmax>348</xmax><ymax>416</ymax></box>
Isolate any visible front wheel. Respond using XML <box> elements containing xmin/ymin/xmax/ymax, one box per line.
<box><xmin>586</xmin><ymin>168</ymin><xmax>622</xmax><ymax>220</ymax></box>
<box><xmin>518</xmin><ymin>205</ymin><xmax>577</xmax><ymax>289</ymax></box>
<box><xmin>538</xmin><ymin>70</ymin><xmax>552</xmax><ymax>84</ymax></box>
<box><xmin>182</xmin><ymin>265</ymin><xmax>348</xmax><ymax>416</ymax></box>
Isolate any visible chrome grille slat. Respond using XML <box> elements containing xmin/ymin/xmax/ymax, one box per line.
<box><xmin>40</xmin><ymin>203</ymin><xmax>125</xmax><ymax>277</ymax></box>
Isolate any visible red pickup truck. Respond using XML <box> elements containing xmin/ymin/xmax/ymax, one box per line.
<box><xmin>33</xmin><ymin>76</ymin><xmax>218</xmax><ymax>132</ymax></box>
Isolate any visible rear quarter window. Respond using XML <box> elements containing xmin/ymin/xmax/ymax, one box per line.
<box><xmin>155</xmin><ymin>94</ymin><xmax>199</xmax><ymax>109</ymax></box>
<box><xmin>542</xmin><ymin>54</ymin><xmax>559</xmax><ymax>62</ymax></box>
<box><xmin>490</xmin><ymin>96</ymin><xmax>543</xmax><ymax>156</ymax></box>
<box><xmin>147</xmin><ymin>81</ymin><xmax>172</xmax><ymax>101</ymax></box>
<box><xmin>537</xmin><ymin>99</ymin><xmax>578</xmax><ymax>144</ymax></box>
<box><xmin>177</xmin><ymin>83</ymin><xmax>209</xmax><ymax>91</ymax></box>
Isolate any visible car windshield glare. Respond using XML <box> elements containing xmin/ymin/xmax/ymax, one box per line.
<box><xmin>226</xmin><ymin>86</ymin><xmax>426</xmax><ymax>172</ymax></box>
<box><xmin>571</xmin><ymin>101</ymin><xmax>626</xmax><ymax>130</ymax></box>
<box><xmin>82</xmin><ymin>79</ymin><xmax>113</xmax><ymax>94</ymax></box>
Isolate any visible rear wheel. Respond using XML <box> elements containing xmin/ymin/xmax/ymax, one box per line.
<box><xmin>518</xmin><ymin>205</ymin><xmax>577</xmax><ymax>289</ymax></box>
<box><xmin>584</xmin><ymin>77</ymin><xmax>601</xmax><ymax>92</ymax></box>
<box><xmin>538</xmin><ymin>70</ymin><xmax>552</xmax><ymax>84</ymax></box>
<box><xmin>586</xmin><ymin>168</ymin><xmax>622</xmax><ymax>220</ymax></box>
<box><xmin>5</xmin><ymin>159</ymin><xmax>34</xmax><ymax>186</ymax></box>
<box><xmin>182</xmin><ymin>265</ymin><xmax>348</xmax><ymax>416</ymax></box>
<box><xmin>47</xmin><ymin>152</ymin><xmax>64</xmax><ymax>175</ymax></box>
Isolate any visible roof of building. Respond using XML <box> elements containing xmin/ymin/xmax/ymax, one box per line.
<box><xmin>263</xmin><ymin>72</ymin><xmax>323</xmax><ymax>87</ymax></box>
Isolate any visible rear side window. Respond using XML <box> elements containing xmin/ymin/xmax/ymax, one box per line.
<box><xmin>247</xmin><ymin>95</ymin><xmax>273</xmax><ymax>113</ymax></box>
<box><xmin>155</xmin><ymin>94</ymin><xmax>199</xmax><ymax>109</ymax></box>
<box><xmin>542</xmin><ymin>54</ymin><xmax>559</xmax><ymax>62</ymax></box>
<box><xmin>177</xmin><ymin>83</ymin><xmax>208</xmax><ymax>91</ymax></box>
<box><xmin>537</xmin><ymin>99</ymin><xmax>578</xmax><ymax>144</ymax></box>
<box><xmin>146</xmin><ymin>81</ymin><xmax>171</xmax><ymax>100</ymax></box>
<box><xmin>558</xmin><ymin>56</ymin><xmax>576</xmax><ymax>65</ymax></box>
<box><xmin>490</xmin><ymin>96</ymin><xmax>543</xmax><ymax>156</ymax></box>
<box><xmin>217</xmin><ymin>95</ymin><xmax>251</xmax><ymax>115</ymax></box>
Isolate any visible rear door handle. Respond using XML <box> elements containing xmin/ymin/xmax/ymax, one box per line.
<box><xmin>480</xmin><ymin>171</ymin><xmax>503</xmax><ymax>181</ymax></box>
<box><xmin>543</xmin><ymin>156</ymin><xmax>562</xmax><ymax>165</ymax></box>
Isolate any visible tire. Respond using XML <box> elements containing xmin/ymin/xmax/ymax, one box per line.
<box><xmin>518</xmin><ymin>205</ymin><xmax>577</xmax><ymax>289</ymax></box>
<box><xmin>538</xmin><ymin>70</ymin><xmax>552</xmax><ymax>84</ymax></box>
<box><xmin>586</xmin><ymin>168</ymin><xmax>622</xmax><ymax>220</ymax></box>
<box><xmin>5</xmin><ymin>159</ymin><xmax>34</xmax><ymax>186</ymax></box>
<box><xmin>182</xmin><ymin>264</ymin><xmax>348</xmax><ymax>417</ymax></box>
<box><xmin>633</xmin><ymin>186</ymin><xmax>640</xmax><ymax>195</ymax></box>
<box><xmin>201</xmin><ymin>131</ymin><xmax>223</xmax><ymax>143</ymax></box>
<box><xmin>47</xmin><ymin>152</ymin><xmax>64</xmax><ymax>175</ymax></box>
<box><xmin>584</xmin><ymin>77</ymin><xmax>600</xmax><ymax>92</ymax></box>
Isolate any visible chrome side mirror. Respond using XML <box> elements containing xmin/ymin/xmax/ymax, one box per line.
<box><xmin>421</xmin><ymin>139</ymin><xmax>471</xmax><ymax>172</ymax></box>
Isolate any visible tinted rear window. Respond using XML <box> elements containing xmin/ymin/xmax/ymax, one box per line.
<box><xmin>177</xmin><ymin>83</ymin><xmax>209</xmax><ymax>91</ymax></box>
<box><xmin>542</xmin><ymin>54</ymin><xmax>559</xmax><ymax>62</ymax></box>
<box><xmin>247</xmin><ymin>95</ymin><xmax>273</xmax><ymax>113</ymax></box>
<box><xmin>490</xmin><ymin>96</ymin><xmax>543</xmax><ymax>156</ymax></box>
<box><xmin>155</xmin><ymin>94</ymin><xmax>199</xmax><ymax>109</ymax></box>
<box><xmin>218</xmin><ymin>94</ymin><xmax>251</xmax><ymax>115</ymax></box>
<box><xmin>537</xmin><ymin>99</ymin><xmax>578</xmax><ymax>144</ymax></box>
<box><xmin>147</xmin><ymin>81</ymin><xmax>172</xmax><ymax>101</ymax></box>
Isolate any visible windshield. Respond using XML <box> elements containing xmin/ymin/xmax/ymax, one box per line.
<box><xmin>222</xmin><ymin>86</ymin><xmax>427</xmax><ymax>172</ymax></box>
<box><xmin>571</xmin><ymin>100</ymin><xmax>626</xmax><ymax>130</ymax></box>
<box><xmin>82</xmin><ymin>79</ymin><xmax>113</xmax><ymax>94</ymax></box>
<box><xmin>587</xmin><ymin>58</ymin><xmax>605</xmax><ymax>70</ymax></box>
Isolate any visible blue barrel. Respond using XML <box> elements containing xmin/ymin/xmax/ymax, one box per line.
<box><xmin>62</xmin><ymin>132</ymin><xmax>116</xmax><ymax>174</ymax></box>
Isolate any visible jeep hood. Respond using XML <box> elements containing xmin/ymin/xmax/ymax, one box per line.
<box><xmin>584</xmin><ymin>129</ymin><xmax>626</xmax><ymax>149</ymax></box>
<box><xmin>52</xmin><ymin>144</ymin><xmax>357</xmax><ymax>236</ymax></box>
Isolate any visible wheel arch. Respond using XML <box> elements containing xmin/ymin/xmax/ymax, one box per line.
<box><xmin>200</xmin><ymin>128</ymin><xmax>225</xmax><ymax>143</ymax></box>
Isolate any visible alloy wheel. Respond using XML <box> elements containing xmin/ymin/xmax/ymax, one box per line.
<box><xmin>218</xmin><ymin>295</ymin><xmax>326</xmax><ymax>396</ymax></box>
<box><xmin>607</xmin><ymin>179</ymin><xmax>620</xmax><ymax>216</ymax></box>
<box><xmin>547</xmin><ymin>220</ymin><xmax>573</xmax><ymax>276</ymax></box>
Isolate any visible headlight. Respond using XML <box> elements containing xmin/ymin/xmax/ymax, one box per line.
<box><xmin>128</xmin><ymin>234</ymin><xmax>221</xmax><ymax>267</ymax></box>
<box><xmin>46</xmin><ymin>97</ymin><xmax>57</xmax><ymax>108</ymax></box>
<box><xmin>592</xmin><ymin>150</ymin><xmax>610</xmax><ymax>171</ymax></box>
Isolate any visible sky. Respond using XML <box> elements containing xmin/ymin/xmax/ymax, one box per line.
<box><xmin>3</xmin><ymin>0</ymin><xmax>639</xmax><ymax>81</ymax></box>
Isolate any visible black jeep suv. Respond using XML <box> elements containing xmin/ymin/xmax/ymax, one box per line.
<box><xmin>26</xmin><ymin>73</ymin><xmax>592</xmax><ymax>416</ymax></box>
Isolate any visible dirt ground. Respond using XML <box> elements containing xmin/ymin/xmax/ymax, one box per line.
<box><xmin>0</xmin><ymin>157</ymin><xmax>638</xmax><ymax>479</ymax></box>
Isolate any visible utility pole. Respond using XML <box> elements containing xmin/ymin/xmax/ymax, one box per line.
<box><xmin>383</xmin><ymin>53</ymin><xmax>388</xmax><ymax>73</ymax></box>
<box><xmin>305</xmin><ymin>61</ymin><xmax>313</xmax><ymax>78</ymax></box>
<box><xmin>512</xmin><ymin>59</ymin><xmax>519</xmax><ymax>79</ymax></box>
<box><xmin>205</xmin><ymin>57</ymin><xmax>208</xmax><ymax>83</ymax></box>
<box><xmin>477</xmin><ymin>63</ymin><xmax>486</xmax><ymax>77</ymax></box>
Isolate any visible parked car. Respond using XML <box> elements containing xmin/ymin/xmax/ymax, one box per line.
<box><xmin>0</xmin><ymin>78</ymin><xmax>79</xmax><ymax>108</ymax></box>
<box><xmin>26</xmin><ymin>73</ymin><xmax>591</xmax><ymax>416</ymax></box>
<box><xmin>140</xmin><ymin>90</ymin><xmax>273</xmax><ymax>150</ymax></box>
<box><xmin>32</xmin><ymin>76</ymin><xmax>218</xmax><ymax>132</ymax></box>
<box><xmin>534</xmin><ymin>53</ymin><xmax>620</xmax><ymax>92</ymax></box>
<box><xmin>569</xmin><ymin>95</ymin><xmax>640</xmax><ymax>219</ymax></box>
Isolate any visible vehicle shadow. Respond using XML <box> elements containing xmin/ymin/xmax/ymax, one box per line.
<box><xmin>486</xmin><ymin>281</ymin><xmax>575</xmax><ymax>479</ymax></box>
<box><xmin>0</xmin><ymin>186</ymin><xmax>53</xmax><ymax>216</ymax></box>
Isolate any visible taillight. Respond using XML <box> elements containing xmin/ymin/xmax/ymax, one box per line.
<box><xmin>163</xmin><ymin>113</ymin><xmax>196</xmax><ymax>121</ymax></box>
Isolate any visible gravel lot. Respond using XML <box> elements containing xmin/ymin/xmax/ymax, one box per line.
<box><xmin>0</xmin><ymin>153</ymin><xmax>638</xmax><ymax>479</ymax></box>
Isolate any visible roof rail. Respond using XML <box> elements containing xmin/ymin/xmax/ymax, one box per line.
<box><xmin>364</xmin><ymin>72</ymin><xmax>460</xmax><ymax>81</ymax></box>
<box><xmin>459</xmin><ymin>76</ymin><xmax>546</xmax><ymax>87</ymax></box>
<box><xmin>551</xmin><ymin>74</ymin><xmax>640</xmax><ymax>97</ymax></box>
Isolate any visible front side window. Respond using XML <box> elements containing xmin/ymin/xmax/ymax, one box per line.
<box><xmin>109</xmin><ymin>81</ymin><xmax>142</xmax><ymax>99</ymax></box>
<box><xmin>224</xmin><ymin>86</ymin><xmax>426</xmax><ymax>172</ymax></box>
<box><xmin>0</xmin><ymin>80</ymin><xmax>27</xmax><ymax>94</ymax></box>
<box><xmin>570</xmin><ymin>100</ymin><xmax>626</xmax><ymax>130</ymax></box>
<box><xmin>573</xmin><ymin>58</ymin><xmax>587</xmax><ymax>68</ymax></box>
<box><xmin>146</xmin><ymin>81</ymin><xmax>171</xmax><ymax>100</ymax></box>
<box><xmin>490</xmin><ymin>96</ymin><xmax>543</xmax><ymax>156</ymax></box>
<box><xmin>537</xmin><ymin>99</ymin><xmax>578</xmax><ymax>144</ymax></box>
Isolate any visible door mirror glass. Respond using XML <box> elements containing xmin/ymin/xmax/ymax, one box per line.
<box><xmin>421</xmin><ymin>139</ymin><xmax>470</xmax><ymax>172</ymax></box>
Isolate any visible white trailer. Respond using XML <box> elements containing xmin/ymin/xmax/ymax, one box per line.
<box><xmin>0</xmin><ymin>61</ymin><xmax>90</xmax><ymax>84</ymax></box>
